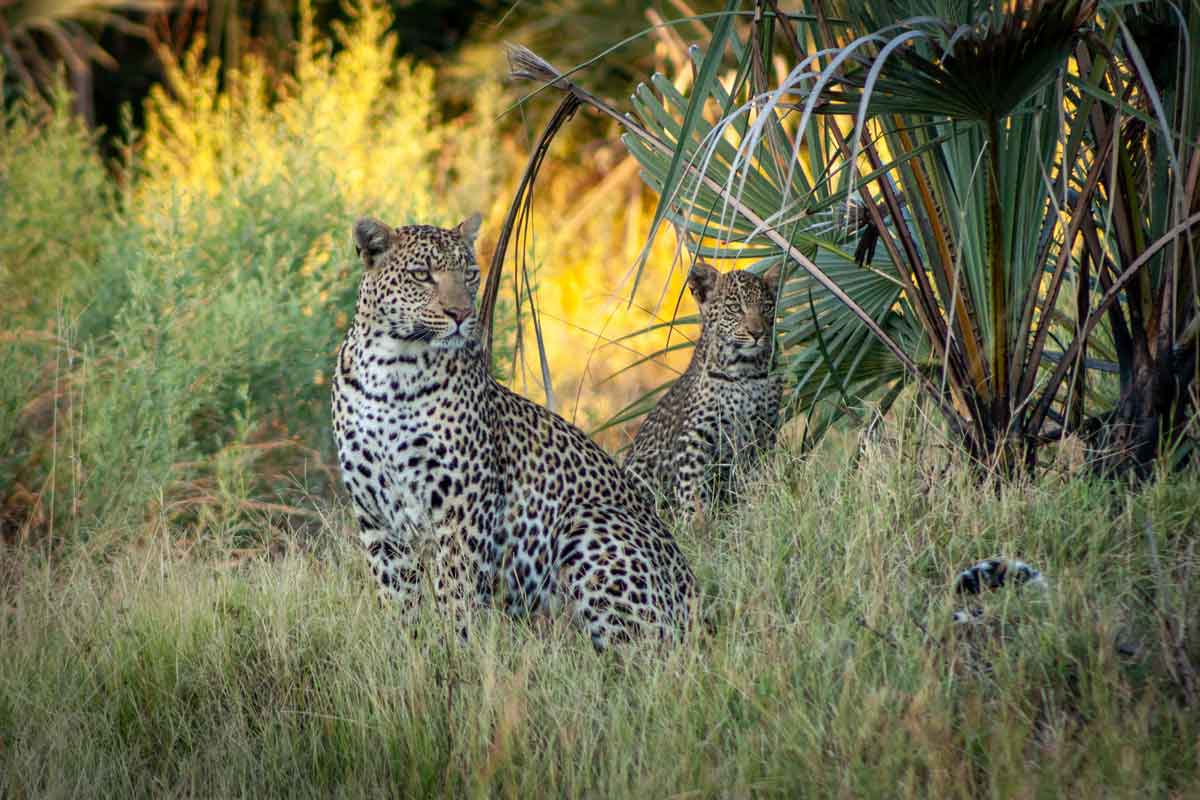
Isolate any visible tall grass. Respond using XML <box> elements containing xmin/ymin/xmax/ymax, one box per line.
<box><xmin>3</xmin><ymin>422</ymin><xmax>1199</xmax><ymax>796</ymax></box>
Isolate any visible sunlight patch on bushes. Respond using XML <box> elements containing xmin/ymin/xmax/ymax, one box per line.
<box><xmin>140</xmin><ymin>0</ymin><xmax>445</xmax><ymax>225</ymax></box>
<box><xmin>0</xmin><ymin>0</ymin><xmax>505</xmax><ymax>547</ymax></box>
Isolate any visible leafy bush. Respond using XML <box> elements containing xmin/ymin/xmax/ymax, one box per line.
<box><xmin>0</xmin><ymin>84</ymin><xmax>117</xmax><ymax>540</ymax></box>
<box><xmin>0</xmin><ymin>0</ymin><xmax>505</xmax><ymax>548</ymax></box>
<box><xmin>0</xmin><ymin>84</ymin><xmax>114</xmax><ymax>325</ymax></box>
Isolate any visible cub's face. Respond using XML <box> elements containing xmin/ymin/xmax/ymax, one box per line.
<box><xmin>352</xmin><ymin>214</ymin><xmax>482</xmax><ymax>349</ymax></box>
<box><xmin>687</xmin><ymin>262</ymin><xmax>782</xmax><ymax>367</ymax></box>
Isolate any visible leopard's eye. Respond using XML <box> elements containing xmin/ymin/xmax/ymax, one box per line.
<box><xmin>410</xmin><ymin>269</ymin><xmax>434</xmax><ymax>284</ymax></box>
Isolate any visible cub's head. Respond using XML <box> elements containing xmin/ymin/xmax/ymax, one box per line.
<box><xmin>688</xmin><ymin>262</ymin><xmax>782</xmax><ymax>369</ymax></box>
<box><xmin>351</xmin><ymin>214</ymin><xmax>482</xmax><ymax>349</ymax></box>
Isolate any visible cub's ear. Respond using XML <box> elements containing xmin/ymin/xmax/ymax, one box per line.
<box><xmin>762</xmin><ymin>262</ymin><xmax>783</xmax><ymax>297</ymax></box>
<box><xmin>687</xmin><ymin>262</ymin><xmax>721</xmax><ymax>305</ymax></box>
<box><xmin>455</xmin><ymin>212</ymin><xmax>482</xmax><ymax>246</ymax></box>
<box><xmin>353</xmin><ymin>217</ymin><xmax>394</xmax><ymax>268</ymax></box>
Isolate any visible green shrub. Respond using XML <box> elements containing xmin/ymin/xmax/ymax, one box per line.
<box><xmin>0</xmin><ymin>85</ymin><xmax>114</xmax><ymax>327</ymax></box>
<box><xmin>0</xmin><ymin>0</ymin><xmax>507</xmax><ymax>548</ymax></box>
<box><xmin>67</xmin><ymin>164</ymin><xmax>352</xmax><ymax>540</ymax></box>
<box><xmin>0</xmin><ymin>86</ymin><xmax>116</xmax><ymax>532</ymax></box>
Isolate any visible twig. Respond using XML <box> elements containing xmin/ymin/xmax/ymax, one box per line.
<box><xmin>856</xmin><ymin>615</ymin><xmax>900</xmax><ymax>650</ymax></box>
<box><xmin>479</xmin><ymin>77</ymin><xmax>581</xmax><ymax>365</ymax></box>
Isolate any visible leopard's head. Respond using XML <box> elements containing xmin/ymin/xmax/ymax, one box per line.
<box><xmin>351</xmin><ymin>214</ymin><xmax>482</xmax><ymax>350</ymax></box>
<box><xmin>687</xmin><ymin>262</ymin><xmax>782</xmax><ymax>372</ymax></box>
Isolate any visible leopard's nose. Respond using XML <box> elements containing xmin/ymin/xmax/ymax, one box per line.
<box><xmin>445</xmin><ymin>306</ymin><xmax>472</xmax><ymax>323</ymax></box>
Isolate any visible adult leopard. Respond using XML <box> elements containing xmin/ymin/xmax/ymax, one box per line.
<box><xmin>623</xmin><ymin>262</ymin><xmax>783</xmax><ymax>520</ymax></box>
<box><xmin>331</xmin><ymin>214</ymin><xmax>696</xmax><ymax>649</ymax></box>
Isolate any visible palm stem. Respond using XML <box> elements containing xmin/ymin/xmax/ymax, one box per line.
<box><xmin>986</xmin><ymin>113</ymin><xmax>1009</xmax><ymax>445</ymax></box>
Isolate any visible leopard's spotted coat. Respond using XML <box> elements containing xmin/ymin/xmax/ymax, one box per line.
<box><xmin>624</xmin><ymin>262</ymin><xmax>783</xmax><ymax>516</ymax></box>
<box><xmin>331</xmin><ymin>215</ymin><xmax>696</xmax><ymax>649</ymax></box>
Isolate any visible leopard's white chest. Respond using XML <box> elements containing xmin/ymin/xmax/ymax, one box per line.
<box><xmin>334</xmin><ymin>346</ymin><xmax>489</xmax><ymax>538</ymax></box>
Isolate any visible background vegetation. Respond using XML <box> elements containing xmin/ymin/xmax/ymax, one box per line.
<box><xmin>516</xmin><ymin>0</ymin><xmax>1199</xmax><ymax>477</ymax></box>
<box><xmin>2</xmin><ymin>0</ymin><xmax>1200</xmax><ymax>796</ymax></box>
<box><xmin>0</xmin><ymin>0</ymin><xmax>703</xmax><ymax>548</ymax></box>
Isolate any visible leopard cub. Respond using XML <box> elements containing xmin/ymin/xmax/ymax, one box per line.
<box><xmin>624</xmin><ymin>262</ymin><xmax>783</xmax><ymax>519</ymax></box>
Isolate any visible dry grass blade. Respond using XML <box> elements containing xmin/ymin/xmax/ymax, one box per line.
<box><xmin>506</xmin><ymin>43</ymin><xmax>568</xmax><ymax>88</ymax></box>
<box><xmin>1141</xmin><ymin>524</ymin><xmax>1198</xmax><ymax>707</ymax></box>
<box><xmin>478</xmin><ymin>56</ymin><xmax>582</xmax><ymax>372</ymax></box>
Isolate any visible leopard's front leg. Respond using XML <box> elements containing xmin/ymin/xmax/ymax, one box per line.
<box><xmin>430</xmin><ymin>525</ymin><xmax>494</xmax><ymax>640</ymax></box>
<box><xmin>358</xmin><ymin>519</ymin><xmax>422</xmax><ymax>620</ymax></box>
<box><xmin>672</xmin><ymin>426</ymin><xmax>716</xmax><ymax>530</ymax></box>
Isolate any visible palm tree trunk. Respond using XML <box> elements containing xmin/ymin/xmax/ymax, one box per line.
<box><xmin>1089</xmin><ymin>342</ymin><xmax>1196</xmax><ymax>477</ymax></box>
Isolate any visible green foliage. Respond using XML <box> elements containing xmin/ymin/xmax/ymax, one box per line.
<box><xmin>0</xmin><ymin>0</ymin><xmax>508</xmax><ymax>547</ymax></box>
<box><xmin>61</xmin><ymin>167</ymin><xmax>350</xmax><ymax>539</ymax></box>
<box><xmin>3</xmin><ymin>428</ymin><xmax>1200</xmax><ymax>795</ymax></box>
<box><xmin>592</xmin><ymin>0</ymin><xmax>1199</xmax><ymax>472</ymax></box>
<box><xmin>0</xmin><ymin>85</ymin><xmax>114</xmax><ymax>325</ymax></box>
<box><xmin>826</xmin><ymin>0</ymin><xmax>1095</xmax><ymax>120</ymax></box>
<box><xmin>0</xmin><ymin>85</ymin><xmax>116</xmax><ymax>530</ymax></box>
<box><xmin>0</xmin><ymin>89</ymin><xmax>357</xmax><ymax>541</ymax></box>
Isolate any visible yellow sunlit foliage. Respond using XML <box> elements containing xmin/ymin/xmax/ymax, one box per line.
<box><xmin>135</xmin><ymin>0</ymin><xmax>691</xmax><ymax>445</ymax></box>
<box><xmin>501</xmin><ymin>152</ymin><xmax>695</xmax><ymax>438</ymax></box>
<box><xmin>140</xmin><ymin>0</ymin><xmax>443</xmax><ymax>222</ymax></box>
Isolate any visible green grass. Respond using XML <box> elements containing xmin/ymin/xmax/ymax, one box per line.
<box><xmin>4</xmin><ymin>427</ymin><xmax>1199</xmax><ymax>798</ymax></box>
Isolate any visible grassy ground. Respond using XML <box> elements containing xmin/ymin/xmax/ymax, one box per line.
<box><xmin>4</xmin><ymin>424</ymin><xmax>1199</xmax><ymax>798</ymax></box>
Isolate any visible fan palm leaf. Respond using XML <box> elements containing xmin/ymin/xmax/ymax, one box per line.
<box><xmin>507</xmin><ymin>0</ymin><xmax>1199</xmax><ymax>472</ymax></box>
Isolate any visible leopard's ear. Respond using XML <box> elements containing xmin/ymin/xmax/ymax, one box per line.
<box><xmin>353</xmin><ymin>217</ymin><xmax>394</xmax><ymax>269</ymax></box>
<box><xmin>687</xmin><ymin>262</ymin><xmax>721</xmax><ymax>305</ymax></box>
<box><xmin>455</xmin><ymin>212</ymin><xmax>482</xmax><ymax>247</ymax></box>
<box><xmin>762</xmin><ymin>262</ymin><xmax>782</xmax><ymax>297</ymax></box>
